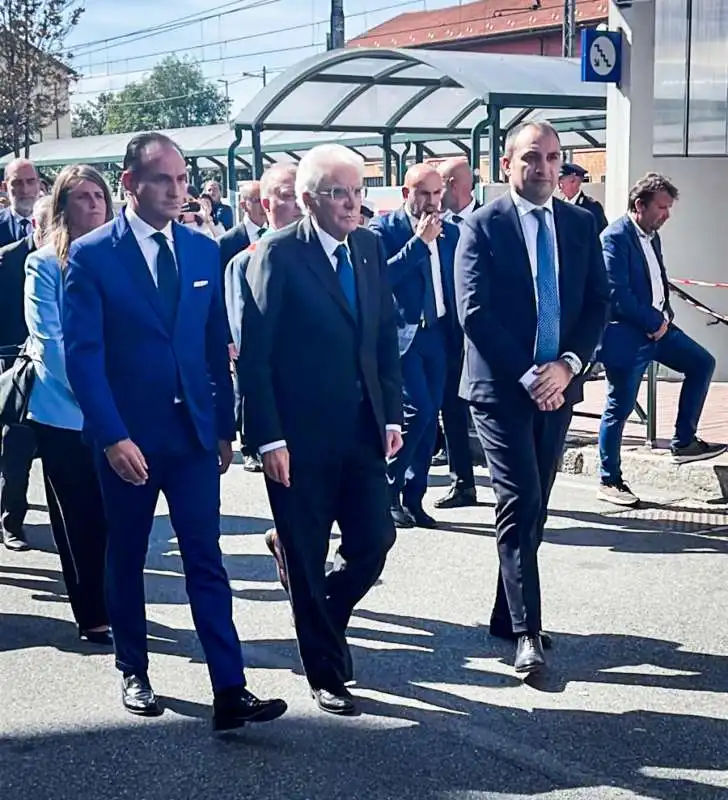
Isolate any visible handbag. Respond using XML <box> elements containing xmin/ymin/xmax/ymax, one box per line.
<box><xmin>0</xmin><ymin>342</ymin><xmax>36</xmax><ymax>426</ymax></box>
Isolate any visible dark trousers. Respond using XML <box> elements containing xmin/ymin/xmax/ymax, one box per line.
<box><xmin>266</xmin><ymin>404</ymin><xmax>396</xmax><ymax>691</ymax></box>
<box><xmin>441</xmin><ymin>348</ymin><xmax>475</xmax><ymax>490</ymax></box>
<box><xmin>388</xmin><ymin>324</ymin><xmax>447</xmax><ymax>508</ymax></box>
<box><xmin>30</xmin><ymin>422</ymin><xmax>108</xmax><ymax>630</ymax></box>
<box><xmin>599</xmin><ymin>325</ymin><xmax>715</xmax><ymax>484</ymax></box>
<box><xmin>95</xmin><ymin>406</ymin><xmax>244</xmax><ymax>691</ymax></box>
<box><xmin>233</xmin><ymin>372</ymin><xmax>257</xmax><ymax>459</ymax></box>
<box><xmin>0</xmin><ymin>357</ymin><xmax>35</xmax><ymax>535</ymax></box>
<box><xmin>471</xmin><ymin>398</ymin><xmax>572</xmax><ymax>635</ymax></box>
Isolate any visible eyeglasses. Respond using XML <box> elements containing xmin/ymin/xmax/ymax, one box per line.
<box><xmin>314</xmin><ymin>185</ymin><xmax>367</xmax><ymax>202</ymax></box>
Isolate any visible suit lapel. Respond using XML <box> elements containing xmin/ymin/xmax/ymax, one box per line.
<box><xmin>112</xmin><ymin>212</ymin><xmax>168</xmax><ymax>334</ymax></box>
<box><xmin>349</xmin><ymin>231</ymin><xmax>370</xmax><ymax>340</ymax></box>
<box><xmin>625</xmin><ymin>217</ymin><xmax>655</xmax><ymax>296</ymax></box>
<box><xmin>500</xmin><ymin>196</ymin><xmax>535</xmax><ymax>296</ymax></box>
<box><xmin>297</xmin><ymin>217</ymin><xmax>357</xmax><ymax>326</ymax></box>
<box><xmin>552</xmin><ymin>200</ymin><xmax>578</xmax><ymax>338</ymax></box>
<box><xmin>171</xmin><ymin>222</ymin><xmax>194</xmax><ymax>336</ymax></box>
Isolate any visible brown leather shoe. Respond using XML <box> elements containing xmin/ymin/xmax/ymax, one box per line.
<box><xmin>264</xmin><ymin>529</ymin><xmax>289</xmax><ymax>593</ymax></box>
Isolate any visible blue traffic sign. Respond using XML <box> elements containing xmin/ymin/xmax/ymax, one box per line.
<box><xmin>581</xmin><ymin>29</ymin><xmax>622</xmax><ymax>84</ymax></box>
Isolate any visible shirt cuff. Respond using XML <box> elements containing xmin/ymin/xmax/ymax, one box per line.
<box><xmin>385</xmin><ymin>424</ymin><xmax>402</xmax><ymax>433</ymax></box>
<box><xmin>559</xmin><ymin>351</ymin><xmax>583</xmax><ymax>375</ymax></box>
<box><xmin>259</xmin><ymin>440</ymin><xmax>286</xmax><ymax>454</ymax></box>
<box><xmin>519</xmin><ymin>365</ymin><xmax>539</xmax><ymax>392</ymax></box>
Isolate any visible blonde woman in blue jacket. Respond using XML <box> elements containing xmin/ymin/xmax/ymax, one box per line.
<box><xmin>24</xmin><ymin>164</ymin><xmax>113</xmax><ymax>645</ymax></box>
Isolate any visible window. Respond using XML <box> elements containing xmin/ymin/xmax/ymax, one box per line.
<box><xmin>653</xmin><ymin>0</ymin><xmax>728</xmax><ymax>155</ymax></box>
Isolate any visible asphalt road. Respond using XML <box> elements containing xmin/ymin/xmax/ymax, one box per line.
<box><xmin>2</xmin><ymin>457</ymin><xmax>728</xmax><ymax>800</ymax></box>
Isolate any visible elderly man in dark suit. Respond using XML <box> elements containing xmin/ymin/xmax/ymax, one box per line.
<box><xmin>456</xmin><ymin>122</ymin><xmax>609</xmax><ymax>674</ymax></box>
<box><xmin>0</xmin><ymin>158</ymin><xmax>40</xmax><ymax>247</ymax></box>
<box><xmin>241</xmin><ymin>143</ymin><xmax>402</xmax><ymax>716</ymax></box>
<box><xmin>0</xmin><ymin>194</ymin><xmax>51</xmax><ymax>551</ymax></box>
<box><xmin>558</xmin><ymin>162</ymin><xmax>608</xmax><ymax>234</ymax></box>
<box><xmin>597</xmin><ymin>173</ymin><xmax>724</xmax><ymax>508</ymax></box>
<box><xmin>218</xmin><ymin>180</ymin><xmax>267</xmax><ymax>279</ymax></box>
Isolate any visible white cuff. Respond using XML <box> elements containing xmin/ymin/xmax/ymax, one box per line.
<box><xmin>560</xmin><ymin>351</ymin><xmax>583</xmax><ymax>375</ymax></box>
<box><xmin>259</xmin><ymin>440</ymin><xmax>287</xmax><ymax>455</ymax></box>
<box><xmin>519</xmin><ymin>365</ymin><xmax>539</xmax><ymax>392</ymax></box>
<box><xmin>385</xmin><ymin>425</ymin><xmax>402</xmax><ymax>433</ymax></box>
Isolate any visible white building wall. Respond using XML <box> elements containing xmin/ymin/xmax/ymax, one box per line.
<box><xmin>606</xmin><ymin>0</ymin><xmax>728</xmax><ymax>379</ymax></box>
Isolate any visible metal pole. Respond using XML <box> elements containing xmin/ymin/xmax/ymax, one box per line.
<box><xmin>469</xmin><ymin>106</ymin><xmax>498</xmax><ymax>185</ymax></box>
<box><xmin>329</xmin><ymin>0</ymin><xmax>345</xmax><ymax>50</ymax></box>
<box><xmin>382</xmin><ymin>131</ymin><xmax>393</xmax><ymax>187</ymax></box>
<box><xmin>488</xmin><ymin>107</ymin><xmax>501</xmax><ymax>183</ymax></box>
<box><xmin>397</xmin><ymin>142</ymin><xmax>411</xmax><ymax>184</ymax></box>
<box><xmin>218</xmin><ymin>79</ymin><xmax>230</xmax><ymax>123</ymax></box>
<box><xmin>251</xmin><ymin>125</ymin><xmax>264</xmax><ymax>180</ymax></box>
<box><xmin>562</xmin><ymin>0</ymin><xmax>576</xmax><ymax>58</ymax></box>
<box><xmin>262</xmin><ymin>66</ymin><xmax>267</xmax><ymax>87</ymax></box>
<box><xmin>645</xmin><ymin>361</ymin><xmax>657</xmax><ymax>448</ymax></box>
<box><xmin>414</xmin><ymin>142</ymin><xmax>425</xmax><ymax>163</ymax></box>
<box><xmin>227</xmin><ymin>125</ymin><xmax>243</xmax><ymax>223</ymax></box>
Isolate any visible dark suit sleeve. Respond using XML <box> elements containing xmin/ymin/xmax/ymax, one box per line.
<box><xmin>206</xmin><ymin>248</ymin><xmax>236</xmax><ymax>442</ymax></box>
<box><xmin>63</xmin><ymin>243</ymin><xmax>129</xmax><ymax>449</ymax></box>
<box><xmin>454</xmin><ymin>217</ymin><xmax>534</xmax><ymax>383</ymax></box>
<box><xmin>602</xmin><ymin>228</ymin><xmax>664</xmax><ymax>335</ymax></box>
<box><xmin>240</xmin><ymin>239</ymin><xmax>285</xmax><ymax>448</ymax></box>
<box><xmin>560</xmin><ymin>216</ymin><xmax>610</xmax><ymax>366</ymax></box>
<box><xmin>219</xmin><ymin>205</ymin><xmax>234</xmax><ymax>231</ymax></box>
<box><xmin>369</xmin><ymin>216</ymin><xmax>431</xmax><ymax>289</ymax></box>
<box><xmin>594</xmin><ymin>200</ymin><xmax>608</xmax><ymax>234</ymax></box>
<box><xmin>375</xmin><ymin>236</ymin><xmax>403</xmax><ymax>426</ymax></box>
<box><xmin>224</xmin><ymin>250</ymin><xmax>250</xmax><ymax>352</ymax></box>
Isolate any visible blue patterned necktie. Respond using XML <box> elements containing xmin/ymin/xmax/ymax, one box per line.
<box><xmin>532</xmin><ymin>207</ymin><xmax>560</xmax><ymax>364</ymax></box>
<box><xmin>152</xmin><ymin>231</ymin><xmax>179</xmax><ymax>330</ymax></box>
<box><xmin>334</xmin><ymin>243</ymin><xmax>358</xmax><ymax>320</ymax></box>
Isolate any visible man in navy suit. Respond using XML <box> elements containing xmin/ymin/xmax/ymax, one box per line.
<box><xmin>0</xmin><ymin>158</ymin><xmax>39</xmax><ymax>247</ymax></box>
<box><xmin>371</xmin><ymin>164</ymin><xmax>459</xmax><ymax>529</ymax></box>
<box><xmin>597</xmin><ymin>173</ymin><xmax>724</xmax><ymax>508</ymax></box>
<box><xmin>63</xmin><ymin>133</ymin><xmax>286</xmax><ymax>730</ymax></box>
<box><xmin>456</xmin><ymin>122</ymin><xmax>609</xmax><ymax>674</ymax></box>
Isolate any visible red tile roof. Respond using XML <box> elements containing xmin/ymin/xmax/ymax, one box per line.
<box><xmin>347</xmin><ymin>0</ymin><xmax>608</xmax><ymax>49</ymax></box>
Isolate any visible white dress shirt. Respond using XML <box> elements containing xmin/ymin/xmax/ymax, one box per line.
<box><xmin>405</xmin><ymin>208</ymin><xmax>446</xmax><ymax>319</ymax></box>
<box><xmin>259</xmin><ymin>215</ymin><xmax>400</xmax><ymax>455</ymax></box>
<box><xmin>509</xmin><ymin>189</ymin><xmax>582</xmax><ymax>389</ymax></box>
<box><xmin>126</xmin><ymin>206</ymin><xmax>177</xmax><ymax>284</ymax></box>
<box><xmin>445</xmin><ymin>198</ymin><xmax>476</xmax><ymax>224</ymax></box>
<box><xmin>630</xmin><ymin>215</ymin><xmax>666</xmax><ymax>313</ymax></box>
<box><xmin>243</xmin><ymin>214</ymin><xmax>264</xmax><ymax>244</ymax></box>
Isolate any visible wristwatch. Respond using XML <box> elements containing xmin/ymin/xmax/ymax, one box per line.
<box><xmin>560</xmin><ymin>353</ymin><xmax>581</xmax><ymax>377</ymax></box>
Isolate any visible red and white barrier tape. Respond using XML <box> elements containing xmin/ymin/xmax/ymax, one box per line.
<box><xmin>671</xmin><ymin>278</ymin><xmax>728</xmax><ymax>289</ymax></box>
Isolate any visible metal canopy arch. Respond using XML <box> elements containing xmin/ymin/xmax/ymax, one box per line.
<box><xmin>231</xmin><ymin>47</ymin><xmax>607</xmax><ymax>182</ymax></box>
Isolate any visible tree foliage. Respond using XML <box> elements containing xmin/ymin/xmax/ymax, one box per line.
<box><xmin>71</xmin><ymin>56</ymin><xmax>230</xmax><ymax>137</ymax></box>
<box><xmin>0</xmin><ymin>0</ymin><xmax>83</xmax><ymax>156</ymax></box>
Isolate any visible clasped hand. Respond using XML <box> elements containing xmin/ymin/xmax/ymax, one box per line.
<box><xmin>527</xmin><ymin>360</ymin><xmax>573</xmax><ymax>412</ymax></box>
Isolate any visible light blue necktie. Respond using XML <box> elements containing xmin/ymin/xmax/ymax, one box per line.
<box><xmin>532</xmin><ymin>207</ymin><xmax>560</xmax><ymax>364</ymax></box>
<box><xmin>334</xmin><ymin>243</ymin><xmax>358</xmax><ymax>320</ymax></box>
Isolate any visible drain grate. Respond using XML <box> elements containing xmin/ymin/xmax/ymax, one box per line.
<box><xmin>604</xmin><ymin>506</ymin><xmax>728</xmax><ymax>534</ymax></box>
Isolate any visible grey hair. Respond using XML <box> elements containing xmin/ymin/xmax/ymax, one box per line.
<box><xmin>237</xmin><ymin>180</ymin><xmax>260</xmax><ymax>203</ymax></box>
<box><xmin>260</xmin><ymin>163</ymin><xmax>298</xmax><ymax>200</ymax></box>
<box><xmin>295</xmin><ymin>144</ymin><xmax>365</xmax><ymax>210</ymax></box>
<box><xmin>32</xmin><ymin>195</ymin><xmax>53</xmax><ymax>244</ymax></box>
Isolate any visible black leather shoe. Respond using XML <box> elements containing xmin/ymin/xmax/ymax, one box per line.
<box><xmin>390</xmin><ymin>501</ymin><xmax>415</xmax><ymax>529</ymax></box>
<box><xmin>242</xmin><ymin>454</ymin><xmax>263</xmax><ymax>473</ymax></box>
<box><xmin>311</xmin><ymin>686</ymin><xmax>357</xmax><ymax>716</ymax></box>
<box><xmin>489</xmin><ymin>624</ymin><xmax>553</xmax><ymax>651</ymax></box>
<box><xmin>405</xmin><ymin>506</ymin><xmax>438</xmax><ymax>529</ymax></box>
<box><xmin>121</xmin><ymin>674</ymin><xmax>163</xmax><ymax>716</ymax></box>
<box><xmin>433</xmin><ymin>486</ymin><xmax>477</xmax><ymax>509</ymax></box>
<box><xmin>212</xmin><ymin>687</ymin><xmax>288</xmax><ymax>732</ymax></box>
<box><xmin>514</xmin><ymin>634</ymin><xmax>546</xmax><ymax>675</ymax></box>
<box><xmin>79</xmin><ymin>628</ymin><xmax>113</xmax><ymax>646</ymax></box>
<box><xmin>2</xmin><ymin>529</ymin><xmax>30</xmax><ymax>552</ymax></box>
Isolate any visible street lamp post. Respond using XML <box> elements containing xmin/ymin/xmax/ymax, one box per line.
<box><xmin>217</xmin><ymin>79</ymin><xmax>230</xmax><ymax>122</ymax></box>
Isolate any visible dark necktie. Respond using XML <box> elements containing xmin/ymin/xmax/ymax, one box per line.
<box><xmin>256</xmin><ymin>227</ymin><xmax>266</xmax><ymax>239</ymax></box>
<box><xmin>452</xmin><ymin>214</ymin><xmax>463</xmax><ymax>225</ymax></box>
<box><xmin>532</xmin><ymin>208</ymin><xmax>560</xmax><ymax>364</ymax></box>
<box><xmin>152</xmin><ymin>231</ymin><xmax>179</xmax><ymax>330</ymax></box>
<box><xmin>18</xmin><ymin>219</ymin><xmax>30</xmax><ymax>240</ymax></box>
<box><xmin>334</xmin><ymin>244</ymin><xmax>358</xmax><ymax>320</ymax></box>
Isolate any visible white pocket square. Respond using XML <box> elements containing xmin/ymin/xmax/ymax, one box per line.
<box><xmin>193</xmin><ymin>280</ymin><xmax>209</xmax><ymax>288</ymax></box>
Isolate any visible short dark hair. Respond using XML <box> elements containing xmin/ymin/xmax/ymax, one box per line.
<box><xmin>628</xmin><ymin>172</ymin><xmax>679</xmax><ymax>212</ymax></box>
<box><xmin>123</xmin><ymin>132</ymin><xmax>184</xmax><ymax>173</ymax></box>
<box><xmin>503</xmin><ymin>121</ymin><xmax>561</xmax><ymax>159</ymax></box>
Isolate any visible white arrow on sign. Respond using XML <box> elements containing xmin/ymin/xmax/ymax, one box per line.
<box><xmin>589</xmin><ymin>36</ymin><xmax>617</xmax><ymax>77</ymax></box>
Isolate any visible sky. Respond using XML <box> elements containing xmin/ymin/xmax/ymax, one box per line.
<box><xmin>67</xmin><ymin>0</ymin><xmax>461</xmax><ymax>114</ymax></box>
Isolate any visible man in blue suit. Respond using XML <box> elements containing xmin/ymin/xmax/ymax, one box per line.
<box><xmin>63</xmin><ymin>133</ymin><xmax>286</xmax><ymax>731</ymax></box>
<box><xmin>456</xmin><ymin>122</ymin><xmax>609</xmax><ymax>674</ymax></box>
<box><xmin>597</xmin><ymin>173</ymin><xmax>724</xmax><ymax>508</ymax></box>
<box><xmin>371</xmin><ymin>164</ymin><xmax>459</xmax><ymax>529</ymax></box>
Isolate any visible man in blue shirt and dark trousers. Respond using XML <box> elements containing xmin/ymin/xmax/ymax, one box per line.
<box><xmin>63</xmin><ymin>133</ymin><xmax>286</xmax><ymax>731</ymax></box>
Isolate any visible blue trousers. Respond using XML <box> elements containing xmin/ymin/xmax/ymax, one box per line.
<box><xmin>599</xmin><ymin>325</ymin><xmax>715</xmax><ymax>484</ymax></box>
<box><xmin>96</xmin><ymin>408</ymin><xmax>245</xmax><ymax>692</ymax></box>
<box><xmin>388</xmin><ymin>324</ymin><xmax>447</xmax><ymax>508</ymax></box>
